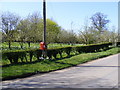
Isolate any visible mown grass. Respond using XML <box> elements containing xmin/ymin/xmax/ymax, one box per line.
<box><xmin>1</xmin><ymin>42</ymin><xmax>83</xmax><ymax>50</ymax></box>
<box><xmin>2</xmin><ymin>47</ymin><xmax>120</xmax><ymax>80</ymax></box>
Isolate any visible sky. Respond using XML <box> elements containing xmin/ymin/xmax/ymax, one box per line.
<box><xmin>0</xmin><ymin>1</ymin><xmax>118</xmax><ymax>33</ymax></box>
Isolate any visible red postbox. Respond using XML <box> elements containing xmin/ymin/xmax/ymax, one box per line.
<box><xmin>40</xmin><ymin>42</ymin><xmax>46</xmax><ymax>50</ymax></box>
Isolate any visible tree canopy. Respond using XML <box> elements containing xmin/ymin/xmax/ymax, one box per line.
<box><xmin>1</xmin><ymin>11</ymin><xmax>118</xmax><ymax>49</ymax></box>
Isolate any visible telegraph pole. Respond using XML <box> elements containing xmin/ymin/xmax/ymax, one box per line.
<box><xmin>43</xmin><ymin>0</ymin><xmax>46</xmax><ymax>46</ymax></box>
<box><xmin>43</xmin><ymin>0</ymin><xmax>47</xmax><ymax>58</ymax></box>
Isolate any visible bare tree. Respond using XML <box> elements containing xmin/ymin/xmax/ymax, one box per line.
<box><xmin>78</xmin><ymin>18</ymin><xmax>99</xmax><ymax>44</ymax></box>
<box><xmin>90</xmin><ymin>12</ymin><xmax>109</xmax><ymax>33</ymax></box>
<box><xmin>78</xmin><ymin>27</ymin><xmax>99</xmax><ymax>44</ymax></box>
<box><xmin>1</xmin><ymin>11</ymin><xmax>20</xmax><ymax>49</ymax></box>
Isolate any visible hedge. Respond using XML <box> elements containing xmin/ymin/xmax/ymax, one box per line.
<box><xmin>2</xmin><ymin>42</ymin><xmax>113</xmax><ymax>64</ymax></box>
<box><xmin>2</xmin><ymin>49</ymin><xmax>42</xmax><ymax>64</ymax></box>
<box><xmin>116</xmin><ymin>42</ymin><xmax>120</xmax><ymax>47</ymax></box>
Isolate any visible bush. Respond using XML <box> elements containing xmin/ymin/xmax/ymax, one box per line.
<box><xmin>2</xmin><ymin>50</ymin><xmax>27</xmax><ymax>64</ymax></box>
<box><xmin>25</xmin><ymin>49</ymin><xmax>42</xmax><ymax>62</ymax></box>
<box><xmin>47</xmin><ymin>48</ymin><xmax>63</xmax><ymax>59</ymax></box>
<box><xmin>34</xmin><ymin>49</ymin><xmax>42</xmax><ymax>60</ymax></box>
<box><xmin>116</xmin><ymin>42</ymin><xmax>120</xmax><ymax>47</ymax></box>
<box><xmin>63</xmin><ymin>47</ymin><xmax>72</xmax><ymax>56</ymax></box>
<box><xmin>2</xmin><ymin>42</ymin><xmax>113</xmax><ymax>65</ymax></box>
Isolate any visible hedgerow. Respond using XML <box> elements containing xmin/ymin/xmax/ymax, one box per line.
<box><xmin>2</xmin><ymin>42</ymin><xmax>113</xmax><ymax>64</ymax></box>
<box><xmin>116</xmin><ymin>42</ymin><xmax>120</xmax><ymax>47</ymax></box>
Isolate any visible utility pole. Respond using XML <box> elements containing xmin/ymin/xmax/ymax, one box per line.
<box><xmin>43</xmin><ymin>0</ymin><xmax>46</xmax><ymax>47</ymax></box>
<box><xmin>43</xmin><ymin>0</ymin><xmax>47</xmax><ymax>58</ymax></box>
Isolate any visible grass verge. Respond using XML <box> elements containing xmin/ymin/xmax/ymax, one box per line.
<box><xmin>2</xmin><ymin>47</ymin><xmax>120</xmax><ymax>81</ymax></box>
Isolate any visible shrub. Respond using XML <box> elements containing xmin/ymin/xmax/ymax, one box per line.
<box><xmin>57</xmin><ymin>48</ymin><xmax>64</xmax><ymax>58</ymax></box>
<box><xmin>26</xmin><ymin>49</ymin><xmax>42</xmax><ymax>62</ymax></box>
<box><xmin>47</xmin><ymin>49</ymin><xmax>59</xmax><ymax>59</ymax></box>
<box><xmin>75</xmin><ymin>46</ymin><xmax>85</xmax><ymax>53</ymax></box>
<box><xmin>2</xmin><ymin>50</ymin><xmax>27</xmax><ymax>64</ymax></box>
<box><xmin>2</xmin><ymin>42</ymin><xmax>113</xmax><ymax>65</ymax></box>
<box><xmin>26</xmin><ymin>50</ymin><xmax>34</xmax><ymax>62</ymax></box>
<box><xmin>116</xmin><ymin>42</ymin><xmax>120</xmax><ymax>47</ymax></box>
<box><xmin>63</xmin><ymin>47</ymin><xmax>72</xmax><ymax>56</ymax></box>
<box><xmin>34</xmin><ymin>49</ymin><xmax>42</xmax><ymax>60</ymax></box>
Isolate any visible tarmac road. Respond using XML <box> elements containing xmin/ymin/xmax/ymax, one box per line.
<box><xmin>1</xmin><ymin>54</ymin><xmax>119</xmax><ymax>89</ymax></box>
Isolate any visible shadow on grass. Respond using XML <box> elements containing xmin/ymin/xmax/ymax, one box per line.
<box><xmin>2</xmin><ymin>59</ymin><xmax>43</xmax><ymax>67</ymax></box>
<box><xmin>2</xmin><ymin>53</ymin><xmax>78</xmax><ymax>68</ymax></box>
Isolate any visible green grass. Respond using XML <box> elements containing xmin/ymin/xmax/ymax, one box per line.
<box><xmin>1</xmin><ymin>42</ymin><xmax>83</xmax><ymax>50</ymax></box>
<box><xmin>1</xmin><ymin>42</ymin><xmax>40</xmax><ymax>50</ymax></box>
<box><xmin>2</xmin><ymin>47</ymin><xmax>120</xmax><ymax>80</ymax></box>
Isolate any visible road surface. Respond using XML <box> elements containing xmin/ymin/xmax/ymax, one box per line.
<box><xmin>1</xmin><ymin>54</ymin><xmax>120</xmax><ymax>89</ymax></box>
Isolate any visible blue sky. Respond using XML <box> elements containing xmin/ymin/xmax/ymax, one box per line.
<box><xmin>0</xmin><ymin>2</ymin><xmax>118</xmax><ymax>33</ymax></box>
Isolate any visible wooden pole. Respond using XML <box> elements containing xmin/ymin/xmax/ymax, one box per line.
<box><xmin>43</xmin><ymin>0</ymin><xmax>47</xmax><ymax>58</ymax></box>
<box><xmin>43</xmin><ymin>0</ymin><xmax>46</xmax><ymax>46</ymax></box>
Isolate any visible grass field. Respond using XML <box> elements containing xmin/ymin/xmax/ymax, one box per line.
<box><xmin>1</xmin><ymin>42</ymin><xmax>83</xmax><ymax>50</ymax></box>
<box><xmin>2</xmin><ymin>47</ymin><xmax>120</xmax><ymax>80</ymax></box>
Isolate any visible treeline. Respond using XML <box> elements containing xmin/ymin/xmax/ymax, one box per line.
<box><xmin>1</xmin><ymin>11</ymin><xmax>119</xmax><ymax>49</ymax></box>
